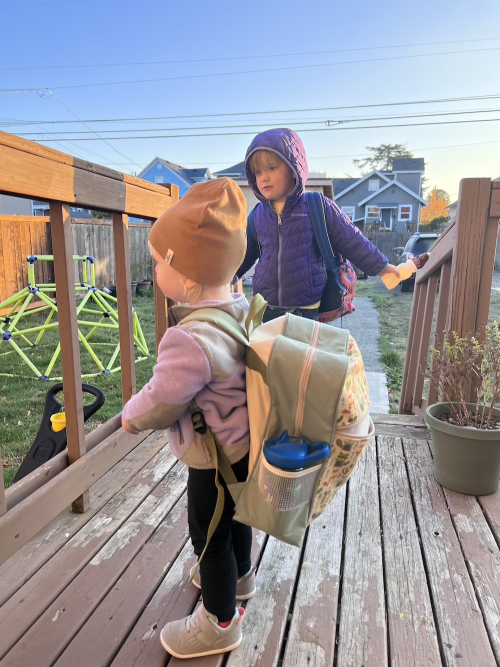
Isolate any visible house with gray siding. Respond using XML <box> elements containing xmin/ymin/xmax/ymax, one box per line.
<box><xmin>333</xmin><ymin>158</ymin><xmax>427</xmax><ymax>232</ymax></box>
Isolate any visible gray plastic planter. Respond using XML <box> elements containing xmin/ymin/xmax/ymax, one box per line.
<box><xmin>425</xmin><ymin>403</ymin><xmax>500</xmax><ymax>495</ymax></box>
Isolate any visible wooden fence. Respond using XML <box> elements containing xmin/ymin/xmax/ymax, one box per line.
<box><xmin>365</xmin><ymin>230</ymin><xmax>413</xmax><ymax>261</ymax></box>
<box><xmin>0</xmin><ymin>216</ymin><xmax>53</xmax><ymax>304</ymax></box>
<box><xmin>0</xmin><ymin>129</ymin><xmax>179</xmax><ymax>564</ymax></box>
<box><xmin>0</xmin><ymin>216</ymin><xmax>153</xmax><ymax>305</ymax></box>
<box><xmin>400</xmin><ymin>178</ymin><xmax>500</xmax><ymax>415</ymax></box>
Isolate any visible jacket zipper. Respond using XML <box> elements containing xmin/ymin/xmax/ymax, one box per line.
<box><xmin>294</xmin><ymin>321</ymin><xmax>321</xmax><ymax>437</ymax></box>
<box><xmin>277</xmin><ymin>213</ymin><xmax>283</xmax><ymax>307</ymax></box>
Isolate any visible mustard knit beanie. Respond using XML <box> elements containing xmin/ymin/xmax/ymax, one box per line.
<box><xmin>149</xmin><ymin>178</ymin><xmax>247</xmax><ymax>286</ymax></box>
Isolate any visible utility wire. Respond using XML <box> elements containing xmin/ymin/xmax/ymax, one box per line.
<box><xmin>3</xmin><ymin>93</ymin><xmax>500</xmax><ymax>125</ymax></box>
<box><xmin>32</xmin><ymin>115</ymin><xmax>500</xmax><ymax>141</ymax></box>
<box><xmin>15</xmin><ymin>107</ymin><xmax>500</xmax><ymax>136</ymax></box>
<box><xmin>3</xmin><ymin>36</ymin><xmax>500</xmax><ymax>72</ymax></box>
<box><xmin>1</xmin><ymin>46</ymin><xmax>498</xmax><ymax>94</ymax></box>
<box><xmin>44</xmin><ymin>90</ymin><xmax>142</xmax><ymax>168</ymax></box>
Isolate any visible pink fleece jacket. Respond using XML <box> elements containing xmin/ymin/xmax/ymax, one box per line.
<box><xmin>122</xmin><ymin>294</ymin><xmax>250</xmax><ymax>469</ymax></box>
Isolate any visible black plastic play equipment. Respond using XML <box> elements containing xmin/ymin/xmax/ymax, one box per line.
<box><xmin>12</xmin><ymin>383</ymin><xmax>105</xmax><ymax>483</ymax></box>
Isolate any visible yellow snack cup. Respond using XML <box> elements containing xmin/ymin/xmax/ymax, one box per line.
<box><xmin>50</xmin><ymin>413</ymin><xmax>66</xmax><ymax>432</ymax></box>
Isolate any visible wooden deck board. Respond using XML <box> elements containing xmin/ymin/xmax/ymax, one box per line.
<box><xmin>377</xmin><ymin>436</ymin><xmax>442</xmax><ymax>667</ymax></box>
<box><xmin>0</xmin><ymin>445</ymin><xmax>177</xmax><ymax>661</ymax></box>
<box><xmin>336</xmin><ymin>437</ymin><xmax>387</xmax><ymax>667</ymax></box>
<box><xmin>0</xmin><ymin>430</ymin><xmax>168</xmax><ymax>607</ymax></box>
<box><xmin>403</xmin><ymin>438</ymin><xmax>497</xmax><ymax>667</ymax></box>
<box><xmin>1</xmin><ymin>426</ymin><xmax>499</xmax><ymax>667</ymax></box>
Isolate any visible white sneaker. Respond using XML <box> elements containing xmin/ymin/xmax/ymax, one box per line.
<box><xmin>160</xmin><ymin>603</ymin><xmax>244</xmax><ymax>659</ymax></box>
<box><xmin>190</xmin><ymin>565</ymin><xmax>257</xmax><ymax>600</ymax></box>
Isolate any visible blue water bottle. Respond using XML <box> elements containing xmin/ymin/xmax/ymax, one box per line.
<box><xmin>263</xmin><ymin>431</ymin><xmax>330</xmax><ymax>472</ymax></box>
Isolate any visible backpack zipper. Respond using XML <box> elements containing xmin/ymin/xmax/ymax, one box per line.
<box><xmin>277</xmin><ymin>213</ymin><xmax>283</xmax><ymax>307</ymax></box>
<box><xmin>294</xmin><ymin>321</ymin><xmax>321</xmax><ymax>437</ymax></box>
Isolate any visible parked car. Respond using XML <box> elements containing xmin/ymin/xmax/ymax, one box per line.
<box><xmin>396</xmin><ymin>232</ymin><xmax>440</xmax><ymax>292</ymax></box>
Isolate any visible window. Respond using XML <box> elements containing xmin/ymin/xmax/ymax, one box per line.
<box><xmin>398</xmin><ymin>205</ymin><xmax>412</xmax><ymax>221</ymax></box>
<box><xmin>365</xmin><ymin>206</ymin><xmax>381</xmax><ymax>219</ymax></box>
<box><xmin>341</xmin><ymin>206</ymin><xmax>355</xmax><ymax>220</ymax></box>
<box><xmin>368</xmin><ymin>179</ymin><xmax>380</xmax><ymax>191</ymax></box>
<box><xmin>154</xmin><ymin>176</ymin><xmax>165</xmax><ymax>184</ymax></box>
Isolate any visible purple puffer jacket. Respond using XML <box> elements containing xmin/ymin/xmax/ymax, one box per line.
<box><xmin>237</xmin><ymin>128</ymin><xmax>388</xmax><ymax>308</ymax></box>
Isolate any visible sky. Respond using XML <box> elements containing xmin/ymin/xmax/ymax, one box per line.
<box><xmin>1</xmin><ymin>0</ymin><xmax>500</xmax><ymax>202</ymax></box>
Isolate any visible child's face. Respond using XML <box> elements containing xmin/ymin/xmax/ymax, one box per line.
<box><xmin>151</xmin><ymin>247</ymin><xmax>194</xmax><ymax>302</ymax></box>
<box><xmin>252</xmin><ymin>153</ymin><xmax>296</xmax><ymax>204</ymax></box>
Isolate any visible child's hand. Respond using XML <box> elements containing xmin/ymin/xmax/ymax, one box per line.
<box><xmin>122</xmin><ymin>414</ymin><xmax>139</xmax><ymax>435</ymax></box>
<box><xmin>379</xmin><ymin>264</ymin><xmax>401</xmax><ymax>280</ymax></box>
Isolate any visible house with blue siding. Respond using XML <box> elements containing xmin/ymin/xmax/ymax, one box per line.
<box><xmin>137</xmin><ymin>158</ymin><xmax>213</xmax><ymax>197</ymax></box>
<box><xmin>333</xmin><ymin>158</ymin><xmax>428</xmax><ymax>232</ymax></box>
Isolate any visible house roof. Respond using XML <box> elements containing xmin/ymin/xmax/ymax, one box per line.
<box><xmin>333</xmin><ymin>171</ymin><xmax>391</xmax><ymax>200</ymax></box>
<box><xmin>357</xmin><ymin>179</ymin><xmax>428</xmax><ymax>206</ymax></box>
<box><xmin>213</xmin><ymin>161</ymin><xmax>246</xmax><ymax>179</ymax></box>
<box><xmin>332</xmin><ymin>178</ymin><xmax>358</xmax><ymax>197</ymax></box>
<box><xmin>138</xmin><ymin>158</ymin><xmax>212</xmax><ymax>186</ymax></box>
<box><xmin>392</xmin><ymin>158</ymin><xmax>425</xmax><ymax>172</ymax></box>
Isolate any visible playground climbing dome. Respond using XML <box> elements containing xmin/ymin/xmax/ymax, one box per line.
<box><xmin>0</xmin><ymin>255</ymin><xmax>149</xmax><ymax>380</ymax></box>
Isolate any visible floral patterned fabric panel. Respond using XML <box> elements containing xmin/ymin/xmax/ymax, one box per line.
<box><xmin>336</xmin><ymin>336</ymin><xmax>370</xmax><ymax>428</ymax></box>
<box><xmin>309</xmin><ymin>428</ymin><xmax>373</xmax><ymax>522</ymax></box>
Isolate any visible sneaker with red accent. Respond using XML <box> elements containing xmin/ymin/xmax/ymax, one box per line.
<box><xmin>190</xmin><ymin>565</ymin><xmax>256</xmax><ymax>600</ymax></box>
<box><xmin>160</xmin><ymin>603</ymin><xmax>244</xmax><ymax>659</ymax></box>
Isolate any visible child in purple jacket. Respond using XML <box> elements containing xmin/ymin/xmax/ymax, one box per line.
<box><xmin>237</xmin><ymin>128</ymin><xmax>400</xmax><ymax>322</ymax></box>
<box><xmin>122</xmin><ymin>178</ymin><xmax>255</xmax><ymax>660</ymax></box>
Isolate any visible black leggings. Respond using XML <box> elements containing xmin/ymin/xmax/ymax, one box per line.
<box><xmin>187</xmin><ymin>453</ymin><xmax>252</xmax><ymax>621</ymax></box>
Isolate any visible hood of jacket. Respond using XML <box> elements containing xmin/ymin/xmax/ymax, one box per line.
<box><xmin>245</xmin><ymin>128</ymin><xmax>309</xmax><ymax>206</ymax></box>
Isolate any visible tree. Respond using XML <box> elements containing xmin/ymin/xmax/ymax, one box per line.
<box><xmin>353</xmin><ymin>143</ymin><xmax>414</xmax><ymax>173</ymax></box>
<box><xmin>91</xmin><ymin>210</ymin><xmax>112</xmax><ymax>220</ymax></box>
<box><xmin>420</xmin><ymin>187</ymin><xmax>450</xmax><ymax>225</ymax></box>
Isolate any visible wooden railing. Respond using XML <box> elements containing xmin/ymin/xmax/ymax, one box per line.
<box><xmin>400</xmin><ymin>178</ymin><xmax>500</xmax><ymax>415</ymax></box>
<box><xmin>0</xmin><ymin>130</ymin><xmax>179</xmax><ymax>564</ymax></box>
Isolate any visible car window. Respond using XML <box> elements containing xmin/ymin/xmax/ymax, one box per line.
<box><xmin>404</xmin><ymin>236</ymin><xmax>438</xmax><ymax>254</ymax></box>
<box><xmin>412</xmin><ymin>237</ymin><xmax>438</xmax><ymax>255</ymax></box>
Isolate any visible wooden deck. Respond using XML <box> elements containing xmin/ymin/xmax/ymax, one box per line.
<box><xmin>0</xmin><ymin>416</ymin><xmax>499</xmax><ymax>667</ymax></box>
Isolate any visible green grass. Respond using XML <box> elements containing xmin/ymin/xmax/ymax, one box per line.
<box><xmin>1</xmin><ymin>290</ymin><xmax>157</xmax><ymax>487</ymax></box>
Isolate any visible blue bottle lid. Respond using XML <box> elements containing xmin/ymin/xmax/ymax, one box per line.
<box><xmin>264</xmin><ymin>431</ymin><xmax>330</xmax><ymax>470</ymax></box>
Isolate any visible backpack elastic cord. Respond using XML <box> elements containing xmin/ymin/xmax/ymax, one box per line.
<box><xmin>190</xmin><ymin>402</ymin><xmax>238</xmax><ymax>580</ymax></box>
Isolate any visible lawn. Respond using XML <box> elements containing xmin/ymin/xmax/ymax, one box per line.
<box><xmin>356</xmin><ymin>274</ymin><xmax>500</xmax><ymax>412</ymax></box>
<box><xmin>1</xmin><ymin>288</ymin><xmax>158</xmax><ymax>487</ymax></box>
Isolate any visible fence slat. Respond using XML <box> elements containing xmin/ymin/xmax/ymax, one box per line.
<box><xmin>50</xmin><ymin>202</ymin><xmax>88</xmax><ymax>513</ymax></box>
<box><xmin>112</xmin><ymin>213</ymin><xmax>136</xmax><ymax>405</ymax></box>
<box><xmin>412</xmin><ymin>274</ymin><xmax>439</xmax><ymax>409</ymax></box>
<box><xmin>428</xmin><ymin>261</ymin><xmax>452</xmax><ymax>406</ymax></box>
<box><xmin>400</xmin><ymin>282</ymin><xmax>425</xmax><ymax>413</ymax></box>
<box><xmin>0</xmin><ymin>453</ymin><xmax>6</xmax><ymax>517</ymax></box>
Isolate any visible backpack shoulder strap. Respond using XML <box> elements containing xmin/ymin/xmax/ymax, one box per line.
<box><xmin>247</xmin><ymin>204</ymin><xmax>261</xmax><ymax>258</ymax></box>
<box><xmin>179</xmin><ymin>308</ymin><xmax>249</xmax><ymax>346</ymax></box>
<box><xmin>305</xmin><ymin>191</ymin><xmax>337</xmax><ymax>271</ymax></box>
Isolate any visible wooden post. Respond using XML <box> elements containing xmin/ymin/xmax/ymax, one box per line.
<box><xmin>411</xmin><ymin>273</ymin><xmax>439</xmax><ymax>414</ymax></box>
<box><xmin>446</xmin><ymin>178</ymin><xmax>492</xmax><ymax>338</ymax></box>
<box><xmin>50</xmin><ymin>202</ymin><xmax>88</xmax><ymax>513</ymax></box>
<box><xmin>428</xmin><ymin>261</ymin><xmax>452</xmax><ymax>406</ymax></box>
<box><xmin>112</xmin><ymin>213</ymin><xmax>136</xmax><ymax>405</ymax></box>
<box><xmin>0</xmin><ymin>453</ymin><xmax>6</xmax><ymax>517</ymax></box>
<box><xmin>153</xmin><ymin>183</ymin><xmax>179</xmax><ymax>352</ymax></box>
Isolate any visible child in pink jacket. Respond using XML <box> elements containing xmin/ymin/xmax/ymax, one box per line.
<box><xmin>122</xmin><ymin>178</ymin><xmax>255</xmax><ymax>660</ymax></box>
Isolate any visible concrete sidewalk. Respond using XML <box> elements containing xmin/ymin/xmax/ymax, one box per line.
<box><xmin>332</xmin><ymin>296</ymin><xmax>390</xmax><ymax>413</ymax></box>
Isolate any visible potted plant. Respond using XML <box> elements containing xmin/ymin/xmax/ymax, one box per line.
<box><xmin>425</xmin><ymin>324</ymin><xmax>500</xmax><ymax>495</ymax></box>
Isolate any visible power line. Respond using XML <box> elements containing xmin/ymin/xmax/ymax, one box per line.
<box><xmin>64</xmin><ymin>139</ymin><xmax>500</xmax><ymax>167</ymax></box>
<box><xmin>31</xmin><ymin>115</ymin><xmax>500</xmax><ymax>141</ymax></box>
<box><xmin>2</xmin><ymin>46</ymin><xmax>498</xmax><ymax>94</ymax></box>
<box><xmin>4</xmin><ymin>93</ymin><xmax>500</xmax><ymax>126</ymax></box>
<box><xmin>45</xmin><ymin>90</ymin><xmax>142</xmax><ymax>168</ymax></box>
<box><xmin>15</xmin><ymin>107</ymin><xmax>500</xmax><ymax>136</ymax></box>
<box><xmin>2</xmin><ymin>36</ymin><xmax>500</xmax><ymax>72</ymax></box>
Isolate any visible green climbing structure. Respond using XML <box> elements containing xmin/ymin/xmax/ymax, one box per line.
<box><xmin>0</xmin><ymin>254</ymin><xmax>149</xmax><ymax>380</ymax></box>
